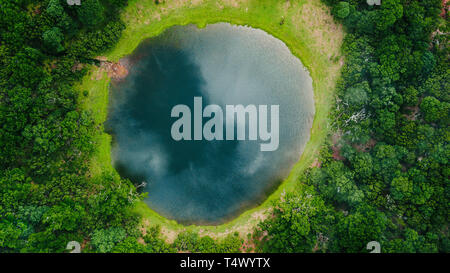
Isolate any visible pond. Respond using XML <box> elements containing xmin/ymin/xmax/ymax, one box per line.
<box><xmin>106</xmin><ymin>23</ymin><xmax>314</xmax><ymax>225</ymax></box>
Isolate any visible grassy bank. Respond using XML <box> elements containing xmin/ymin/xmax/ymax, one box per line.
<box><xmin>77</xmin><ymin>0</ymin><xmax>344</xmax><ymax>241</ymax></box>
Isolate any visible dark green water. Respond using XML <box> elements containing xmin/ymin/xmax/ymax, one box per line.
<box><xmin>106</xmin><ymin>23</ymin><xmax>314</xmax><ymax>225</ymax></box>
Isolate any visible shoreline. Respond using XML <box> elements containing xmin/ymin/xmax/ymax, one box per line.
<box><xmin>77</xmin><ymin>0</ymin><xmax>344</xmax><ymax>242</ymax></box>
<box><xmin>94</xmin><ymin>56</ymin><xmax>130</xmax><ymax>80</ymax></box>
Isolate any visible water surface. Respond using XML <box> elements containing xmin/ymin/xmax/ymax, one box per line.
<box><xmin>106</xmin><ymin>23</ymin><xmax>314</xmax><ymax>225</ymax></box>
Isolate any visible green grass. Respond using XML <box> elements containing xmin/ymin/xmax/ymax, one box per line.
<box><xmin>77</xmin><ymin>0</ymin><xmax>344</xmax><ymax>240</ymax></box>
<box><xmin>76</xmin><ymin>67</ymin><xmax>114</xmax><ymax>177</ymax></box>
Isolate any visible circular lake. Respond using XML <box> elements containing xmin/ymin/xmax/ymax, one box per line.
<box><xmin>106</xmin><ymin>23</ymin><xmax>314</xmax><ymax>225</ymax></box>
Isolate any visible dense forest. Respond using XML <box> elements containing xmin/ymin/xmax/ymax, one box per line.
<box><xmin>0</xmin><ymin>0</ymin><xmax>448</xmax><ymax>253</ymax></box>
<box><xmin>255</xmin><ymin>0</ymin><xmax>449</xmax><ymax>253</ymax></box>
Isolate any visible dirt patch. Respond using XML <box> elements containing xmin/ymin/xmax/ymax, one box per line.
<box><xmin>31</xmin><ymin>5</ymin><xmax>41</xmax><ymax>16</ymax></box>
<box><xmin>71</xmin><ymin>62</ymin><xmax>84</xmax><ymax>72</ymax></box>
<box><xmin>94</xmin><ymin>56</ymin><xmax>129</xmax><ymax>80</ymax></box>
<box><xmin>198</xmin><ymin>208</ymin><xmax>270</xmax><ymax>242</ymax></box>
<box><xmin>160</xmin><ymin>226</ymin><xmax>179</xmax><ymax>243</ymax></box>
<box><xmin>331</xmin><ymin>132</ymin><xmax>345</xmax><ymax>161</ymax></box>
<box><xmin>152</xmin><ymin>12</ymin><xmax>162</xmax><ymax>21</ymax></box>
<box><xmin>137</xmin><ymin>220</ymin><xmax>148</xmax><ymax>245</ymax></box>
<box><xmin>105</xmin><ymin>62</ymin><xmax>129</xmax><ymax>80</ymax></box>
<box><xmin>353</xmin><ymin>138</ymin><xmax>377</xmax><ymax>153</ymax></box>
<box><xmin>283</xmin><ymin>0</ymin><xmax>291</xmax><ymax>12</ymax></box>
<box><xmin>139</xmin><ymin>219</ymin><xmax>179</xmax><ymax>244</ymax></box>
<box><xmin>240</xmin><ymin>239</ymin><xmax>256</xmax><ymax>253</ymax></box>
<box><xmin>332</xmin><ymin>145</ymin><xmax>344</xmax><ymax>160</ymax></box>
<box><xmin>404</xmin><ymin>106</ymin><xmax>420</xmax><ymax>121</ymax></box>
<box><xmin>240</xmin><ymin>228</ymin><xmax>269</xmax><ymax>253</ymax></box>
<box><xmin>311</xmin><ymin>158</ymin><xmax>321</xmax><ymax>168</ymax></box>
<box><xmin>441</xmin><ymin>0</ymin><xmax>448</xmax><ymax>18</ymax></box>
<box><xmin>140</xmin><ymin>219</ymin><xmax>150</xmax><ymax>236</ymax></box>
<box><xmin>292</xmin><ymin>1</ymin><xmax>344</xmax><ymax>69</ymax></box>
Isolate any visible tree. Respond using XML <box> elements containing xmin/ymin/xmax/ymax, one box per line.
<box><xmin>76</xmin><ymin>0</ymin><xmax>105</xmax><ymax>29</ymax></box>
<box><xmin>143</xmin><ymin>226</ymin><xmax>175</xmax><ymax>253</ymax></box>
<box><xmin>112</xmin><ymin>236</ymin><xmax>147</xmax><ymax>253</ymax></box>
<box><xmin>42</xmin><ymin>27</ymin><xmax>65</xmax><ymax>53</ymax></box>
<box><xmin>42</xmin><ymin>201</ymin><xmax>86</xmax><ymax>232</ymax></box>
<box><xmin>344</xmin><ymin>82</ymin><xmax>369</xmax><ymax>108</ymax></box>
<box><xmin>372</xmin><ymin>143</ymin><xmax>402</xmax><ymax>183</ymax></box>
<box><xmin>0</xmin><ymin>219</ymin><xmax>27</xmax><ymax>250</ymax></box>
<box><xmin>0</xmin><ymin>0</ymin><xmax>133</xmax><ymax>253</ymax></box>
<box><xmin>46</xmin><ymin>0</ymin><xmax>64</xmax><ymax>18</ymax></box>
<box><xmin>216</xmin><ymin>233</ymin><xmax>242</xmax><ymax>253</ymax></box>
<box><xmin>420</xmin><ymin>96</ymin><xmax>448</xmax><ymax>123</ymax></box>
<box><xmin>402</xmin><ymin>86</ymin><xmax>419</xmax><ymax>106</ymax></box>
<box><xmin>334</xmin><ymin>204</ymin><xmax>387</xmax><ymax>252</ymax></box>
<box><xmin>375</xmin><ymin>109</ymin><xmax>396</xmax><ymax>134</ymax></box>
<box><xmin>390</xmin><ymin>176</ymin><xmax>413</xmax><ymax>201</ymax></box>
<box><xmin>419</xmin><ymin>64</ymin><xmax>450</xmax><ymax>102</ymax></box>
<box><xmin>335</xmin><ymin>2</ymin><xmax>350</xmax><ymax>19</ymax></box>
<box><xmin>258</xmin><ymin>186</ymin><xmax>334</xmax><ymax>252</ymax></box>
<box><xmin>46</xmin><ymin>0</ymin><xmax>75</xmax><ymax>34</ymax></box>
<box><xmin>173</xmin><ymin>231</ymin><xmax>200</xmax><ymax>252</ymax></box>
<box><xmin>376</xmin><ymin>0</ymin><xmax>403</xmax><ymax>31</ymax></box>
<box><xmin>91</xmin><ymin>227</ymin><xmax>127</xmax><ymax>253</ymax></box>
<box><xmin>350</xmin><ymin>152</ymin><xmax>373</xmax><ymax>180</ymax></box>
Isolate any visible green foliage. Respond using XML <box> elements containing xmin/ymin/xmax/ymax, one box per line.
<box><xmin>384</xmin><ymin>228</ymin><xmax>439</xmax><ymax>253</ymax></box>
<box><xmin>46</xmin><ymin>0</ymin><xmax>74</xmax><ymax>34</ymax></box>
<box><xmin>217</xmin><ymin>233</ymin><xmax>242</xmax><ymax>253</ymax></box>
<box><xmin>42</xmin><ymin>27</ymin><xmax>65</xmax><ymax>53</ymax></box>
<box><xmin>344</xmin><ymin>82</ymin><xmax>369</xmax><ymax>108</ymax></box>
<box><xmin>349</xmin><ymin>152</ymin><xmax>373</xmax><ymax>180</ymax></box>
<box><xmin>334</xmin><ymin>2</ymin><xmax>350</xmax><ymax>19</ymax></box>
<box><xmin>420</xmin><ymin>96</ymin><xmax>449</xmax><ymax>123</ymax></box>
<box><xmin>258</xmin><ymin>0</ymin><xmax>448</xmax><ymax>253</ymax></box>
<box><xmin>376</xmin><ymin>0</ymin><xmax>403</xmax><ymax>31</ymax></box>
<box><xmin>334</xmin><ymin>204</ymin><xmax>387</xmax><ymax>252</ymax></box>
<box><xmin>173</xmin><ymin>231</ymin><xmax>201</xmax><ymax>252</ymax></box>
<box><xmin>173</xmin><ymin>231</ymin><xmax>242</xmax><ymax>253</ymax></box>
<box><xmin>91</xmin><ymin>227</ymin><xmax>127</xmax><ymax>253</ymax></box>
<box><xmin>402</xmin><ymin>86</ymin><xmax>419</xmax><ymax>106</ymax></box>
<box><xmin>46</xmin><ymin>0</ymin><xmax>64</xmax><ymax>18</ymax></box>
<box><xmin>0</xmin><ymin>0</ymin><xmax>135</xmax><ymax>253</ymax></box>
<box><xmin>420</xmin><ymin>65</ymin><xmax>450</xmax><ymax>102</ymax></box>
<box><xmin>112</xmin><ymin>236</ymin><xmax>148</xmax><ymax>253</ymax></box>
<box><xmin>75</xmin><ymin>0</ymin><xmax>105</xmax><ymax>29</ymax></box>
<box><xmin>258</xmin><ymin>185</ymin><xmax>334</xmax><ymax>252</ymax></box>
<box><xmin>390</xmin><ymin>176</ymin><xmax>413</xmax><ymax>201</ymax></box>
<box><xmin>142</xmin><ymin>226</ymin><xmax>175</xmax><ymax>253</ymax></box>
<box><xmin>0</xmin><ymin>0</ymin><xmax>447</xmax><ymax>254</ymax></box>
<box><xmin>309</xmin><ymin>161</ymin><xmax>364</xmax><ymax>206</ymax></box>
